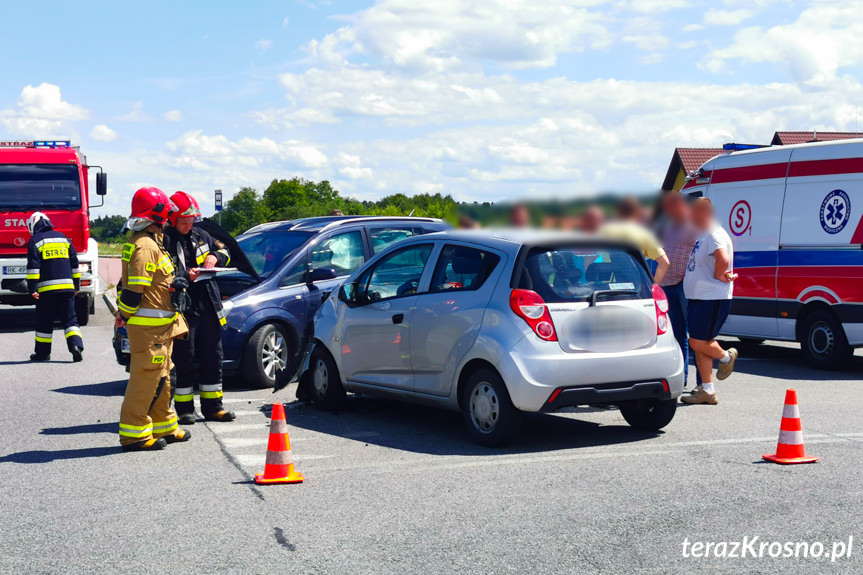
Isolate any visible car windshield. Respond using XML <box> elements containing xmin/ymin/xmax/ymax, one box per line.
<box><xmin>236</xmin><ymin>231</ymin><xmax>313</xmax><ymax>278</ymax></box>
<box><xmin>0</xmin><ymin>164</ymin><xmax>82</xmax><ymax>209</ymax></box>
<box><xmin>516</xmin><ymin>246</ymin><xmax>652</xmax><ymax>303</ymax></box>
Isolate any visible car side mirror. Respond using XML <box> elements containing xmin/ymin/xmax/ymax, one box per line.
<box><xmin>309</xmin><ymin>267</ymin><xmax>337</xmax><ymax>284</ymax></box>
<box><xmin>96</xmin><ymin>172</ymin><xmax>107</xmax><ymax>196</ymax></box>
<box><xmin>339</xmin><ymin>283</ymin><xmax>357</xmax><ymax>305</ymax></box>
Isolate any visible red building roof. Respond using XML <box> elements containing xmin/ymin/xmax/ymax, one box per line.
<box><xmin>771</xmin><ymin>131</ymin><xmax>863</xmax><ymax>145</ymax></box>
<box><xmin>662</xmin><ymin>148</ymin><xmax>725</xmax><ymax>190</ymax></box>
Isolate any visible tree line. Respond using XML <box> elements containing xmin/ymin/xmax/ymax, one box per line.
<box><xmin>90</xmin><ymin>177</ymin><xmax>459</xmax><ymax>241</ymax></box>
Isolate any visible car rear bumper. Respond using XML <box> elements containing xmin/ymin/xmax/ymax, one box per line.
<box><xmin>540</xmin><ymin>380</ymin><xmax>671</xmax><ymax>411</ymax></box>
<box><xmin>496</xmin><ymin>333</ymin><xmax>685</xmax><ymax>412</ymax></box>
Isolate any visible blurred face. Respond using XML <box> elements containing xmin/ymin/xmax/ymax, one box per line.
<box><xmin>175</xmin><ymin>217</ymin><xmax>194</xmax><ymax>235</ymax></box>
<box><xmin>663</xmin><ymin>194</ymin><xmax>689</xmax><ymax>223</ymax></box>
<box><xmin>510</xmin><ymin>205</ymin><xmax>529</xmax><ymax>228</ymax></box>
<box><xmin>581</xmin><ymin>206</ymin><xmax>603</xmax><ymax>233</ymax></box>
<box><xmin>691</xmin><ymin>201</ymin><xmax>713</xmax><ymax>230</ymax></box>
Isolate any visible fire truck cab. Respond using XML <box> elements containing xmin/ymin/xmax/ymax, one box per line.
<box><xmin>682</xmin><ymin>139</ymin><xmax>863</xmax><ymax>368</ymax></box>
<box><xmin>0</xmin><ymin>140</ymin><xmax>107</xmax><ymax>325</ymax></box>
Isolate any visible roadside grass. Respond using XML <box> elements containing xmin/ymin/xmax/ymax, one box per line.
<box><xmin>99</xmin><ymin>243</ymin><xmax>124</xmax><ymax>257</ymax></box>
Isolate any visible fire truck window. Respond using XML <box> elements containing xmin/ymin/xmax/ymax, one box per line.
<box><xmin>0</xmin><ymin>164</ymin><xmax>81</xmax><ymax>209</ymax></box>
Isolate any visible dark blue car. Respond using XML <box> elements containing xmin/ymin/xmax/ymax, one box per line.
<box><xmin>217</xmin><ymin>216</ymin><xmax>449</xmax><ymax>387</ymax></box>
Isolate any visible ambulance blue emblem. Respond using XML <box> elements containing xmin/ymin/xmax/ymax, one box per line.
<box><xmin>820</xmin><ymin>189</ymin><xmax>850</xmax><ymax>234</ymax></box>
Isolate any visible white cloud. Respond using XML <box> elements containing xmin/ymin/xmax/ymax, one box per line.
<box><xmin>335</xmin><ymin>153</ymin><xmax>373</xmax><ymax>179</ymax></box>
<box><xmin>703</xmin><ymin>8</ymin><xmax>755</xmax><ymax>26</ymax></box>
<box><xmin>283</xmin><ymin>17</ymin><xmax>290</xmax><ymax>27</ymax></box>
<box><xmin>0</xmin><ymin>83</ymin><xmax>87</xmax><ymax>137</ymax></box>
<box><xmin>166</xmin><ymin>130</ymin><xmax>328</xmax><ymax>170</ymax></box>
<box><xmin>703</xmin><ymin>3</ymin><xmax>863</xmax><ymax>83</ymax></box>
<box><xmin>90</xmin><ymin>124</ymin><xmax>118</xmax><ymax>142</ymax></box>
<box><xmin>116</xmin><ymin>101</ymin><xmax>151</xmax><ymax>122</ymax></box>
<box><xmin>164</xmin><ymin>110</ymin><xmax>183</xmax><ymax>122</ymax></box>
<box><xmin>682</xmin><ymin>23</ymin><xmax>704</xmax><ymax>32</ymax></box>
<box><xmin>255</xmin><ymin>38</ymin><xmax>272</xmax><ymax>52</ymax></box>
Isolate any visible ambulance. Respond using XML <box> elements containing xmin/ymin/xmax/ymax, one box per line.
<box><xmin>682</xmin><ymin>139</ymin><xmax>863</xmax><ymax>368</ymax></box>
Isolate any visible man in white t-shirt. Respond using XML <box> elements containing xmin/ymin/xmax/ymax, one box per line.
<box><xmin>681</xmin><ymin>198</ymin><xmax>738</xmax><ymax>405</ymax></box>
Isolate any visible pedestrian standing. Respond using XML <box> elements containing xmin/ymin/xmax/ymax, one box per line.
<box><xmin>656</xmin><ymin>192</ymin><xmax>697</xmax><ymax>388</ymax></box>
<box><xmin>115</xmin><ymin>187</ymin><xmax>191</xmax><ymax>451</ymax></box>
<box><xmin>25</xmin><ymin>212</ymin><xmax>84</xmax><ymax>362</ymax></box>
<box><xmin>681</xmin><ymin>198</ymin><xmax>738</xmax><ymax>405</ymax></box>
<box><xmin>165</xmin><ymin>191</ymin><xmax>236</xmax><ymax>424</ymax></box>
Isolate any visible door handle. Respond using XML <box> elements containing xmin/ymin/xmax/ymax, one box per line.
<box><xmin>392</xmin><ymin>313</ymin><xmax>405</xmax><ymax>324</ymax></box>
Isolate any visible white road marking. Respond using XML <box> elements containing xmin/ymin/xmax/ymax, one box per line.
<box><xmin>208</xmin><ymin>423</ymin><xmax>271</xmax><ymax>434</ymax></box>
<box><xmin>228</xmin><ymin>410</ymin><xmax>266</xmax><ymax>417</ymax></box>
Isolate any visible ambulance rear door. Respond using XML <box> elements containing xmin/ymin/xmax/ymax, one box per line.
<box><xmin>707</xmin><ymin>147</ymin><xmax>792</xmax><ymax>339</ymax></box>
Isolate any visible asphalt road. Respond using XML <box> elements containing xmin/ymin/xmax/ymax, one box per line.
<box><xmin>2</xmin><ymin>301</ymin><xmax>863</xmax><ymax>574</ymax></box>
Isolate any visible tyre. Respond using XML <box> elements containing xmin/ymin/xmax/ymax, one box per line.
<box><xmin>244</xmin><ymin>323</ymin><xmax>291</xmax><ymax>388</ymax></box>
<box><xmin>799</xmin><ymin>309</ymin><xmax>852</xmax><ymax>369</ymax></box>
<box><xmin>460</xmin><ymin>368</ymin><xmax>523</xmax><ymax>447</ymax></box>
<box><xmin>307</xmin><ymin>347</ymin><xmax>346</xmax><ymax>410</ymax></box>
<box><xmin>75</xmin><ymin>296</ymin><xmax>90</xmax><ymax>326</ymax></box>
<box><xmin>619</xmin><ymin>398</ymin><xmax>677</xmax><ymax>431</ymax></box>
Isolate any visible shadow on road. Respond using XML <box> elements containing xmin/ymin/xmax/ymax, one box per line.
<box><xmin>720</xmin><ymin>339</ymin><xmax>863</xmax><ymax>381</ymax></box>
<box><xmin>265</xmin><ymin>394</ymin><xmax>662</xmax><ymax>456</ymax></box>
<box><xmin>0</xmin><ymin>307</ymin><xmax>35</xmax><ymax>333</ymax></box>
<box><xmin>40</xmin><ymin>422</ymin><xmax>117</xmax><ymax>435</ymax></box>
<box><xmin>0</xmin><ymin>446</ymin><xmax>119</xmax><ymax>464</ymax></box>
<box><xmin>52</xmin><ymin>380</ymin><xmax>127</xmax><ymax>397</ymax></box>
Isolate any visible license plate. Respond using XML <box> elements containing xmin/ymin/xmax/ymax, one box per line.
<box><xmin>3</xmin><ymin>266</ymin><xmax>26</xmax><ymax>275</ymax></box>
<box><xmin>120</xmin><ymin>339</ymin><xmax>131</xmax><ymax>353</ymax></box>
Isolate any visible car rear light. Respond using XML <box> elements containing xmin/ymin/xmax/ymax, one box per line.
<box><xmin>652</xmin><ymin>284</ymin><xmax>669</xmax><ymax>335</ymax></box>
<box><xmin>547</xmin><ymin>388</ymin><xmax>562</xmax><ymax>403</ymax></box>
<box><xmin>510</xmin><ymin>289</ymin><xmax>557</xmax><ymax>341</ymax></box>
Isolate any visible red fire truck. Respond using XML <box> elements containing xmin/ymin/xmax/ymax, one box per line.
<box><xmin>0</xmin><ymin>140</ymin><xmax>107</xmax><ymax>325</ymax></box>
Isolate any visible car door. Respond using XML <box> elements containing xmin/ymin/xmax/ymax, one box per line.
<box><xmin>367</xmin><ymin>225</ymin><xmax>423</xmax><ymax>255</ymax></box>
<box><xmin>411</xmin><ymin>243</ymin><xmax>504</xmax><ymax>396</ymax></box>
<box><xmin>339</xmin><ymin>242</ymin><xmax>436</xmax><ymax>390</ymax></box>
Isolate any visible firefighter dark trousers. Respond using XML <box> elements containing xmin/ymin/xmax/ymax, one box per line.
<box><xmin>119</xmin><ymin>324</ymin><xmax>178</xmax><ymax>445</ymax></box>
<box><xmin>172</xmin><ymin>309</ymin><xmax>225</xmax><ymax>417</ymax></box>
<box><xmin>34</xmin><ymin>292</ymin><xmax>82</xmax><ymax>356</ymax></box>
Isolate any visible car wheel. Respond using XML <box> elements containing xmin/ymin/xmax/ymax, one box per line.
<box><xmin>244</xmin><ymin>323</ymin><xmax>291</xmax><ymax>388</ymax></box>
<box><xmin>799</xmin><ymin>309</ymin><xmax>852</xmax><ymax>369</ymax></box>
<box><xmin>308</xmin><ymin>347</ymin><xmax>346</xmax><ymax>410</ymax></box>
<box><xmin>460</xmin><ymin>368</ymin><xmax>523</xmax><ymax>447</ymax></box>
<box><xmin>75</xmin><ymin>296</ymin><xmax>89</xmax><ymax>326</ymax></box>
<box><xmin>619</xmin><ymin>398</ymin><xmax>677</xmax><ymax>431</ymax></box>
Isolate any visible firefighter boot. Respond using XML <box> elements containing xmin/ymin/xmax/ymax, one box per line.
<box><xmin>204</xmin><ymin>409</ymin><xmax>236</xmax><ymax>422</ymax></box>
<box><xmin>30</xmin><ymin>353</ymin><xmax>51</xmax><ymax>362</ymax></box>
<box><xmin>164</xmin><ymin>428</ymin><xmax>192</xmax><ymax>444</ymax></box>
<box><xmin>122</xmin><ymin>437</ymin><xmax>168</xmax><ymax>452</ymax></box>
<box><xmin>71</xmin><ymin>346</ymin><xmax>83</xmax><ymax>363</ymax></box>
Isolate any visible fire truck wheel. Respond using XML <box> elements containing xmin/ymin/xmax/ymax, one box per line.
<box><xmin>75</xmin><ymin>296</ymin><xmax>90</xmax><ymax>326</ymax></box>
<box><xmin>799</xmin><ymin>309</ymin><xmax>852</xmax><ymax>370</ymax></box>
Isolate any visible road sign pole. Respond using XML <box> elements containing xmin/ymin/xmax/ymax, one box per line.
<box><xmin>215</xmin><ymin>189</ymin><xmax>223</xmax><ymax>226</ymax></box>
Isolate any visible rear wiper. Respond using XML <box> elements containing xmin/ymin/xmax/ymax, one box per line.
<box><xmin>589</xmin><ymin>289</ymin><xmax>638</xmax><ymax>307</ymax></box>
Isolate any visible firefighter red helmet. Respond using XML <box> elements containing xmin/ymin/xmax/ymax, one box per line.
<box><xmin>168</xmin><ymin>191</ymin><xmax>202</xmax><ymax>226</ymax></box>
<box><xmin>130</xmin><ymin>186</ymin><xmax>174</xmax><ymax>225</ymax></box>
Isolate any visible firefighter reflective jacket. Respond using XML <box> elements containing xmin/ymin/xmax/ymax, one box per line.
<box><xmin>117</xmin><ymin>229</ymin><xmax>187</xmax><ymax>336</ymax></box>
<box><xmin>164</xmin><ymin>226</ymin><xmax>231</xmax><ymax>326</ymax></box>
<box><xmin>26</xmin><ymin>220</ymin><xmax>80</xmax><ymax>295</ymax></box>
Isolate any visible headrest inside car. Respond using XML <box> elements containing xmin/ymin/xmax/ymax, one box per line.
<box><xmin>451</xmin><ymin>250</ymin><xmax>483</xmax><ymax>275</ymax></box>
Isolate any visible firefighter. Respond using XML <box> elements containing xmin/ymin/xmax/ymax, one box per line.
<box><xmin>165</xmin><ymin>191</ymin><xmax>236</xmax><ymax>424</ymax></box>
<box><xmin>115</xmin><ymin>187</ymin><xmax>191</xmax><ymax>452</ymax></box>
<box><xmin>26</xmin><ymin>212</ymin><xmax>84</xmax><ymax>362</ymax></box>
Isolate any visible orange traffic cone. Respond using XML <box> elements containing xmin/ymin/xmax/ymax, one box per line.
<box><xmin>762</xmin><ymin>389</ymin><xmax>818</xmax><ymax>465</ymax></box>
<box><xmin>254</xmin><ymin>403</ymin><xmax>304</xmax><ymax>484</ymax></box>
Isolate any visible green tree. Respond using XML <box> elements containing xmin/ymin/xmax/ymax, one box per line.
<box><xmin>220</xmin><ymin>187</ymin><xmax>271</xmax><ymax>235</ymax></box>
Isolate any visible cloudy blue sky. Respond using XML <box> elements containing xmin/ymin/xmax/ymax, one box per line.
<box><xmin>1</xmin><ymin>0</ymin><xmax>861</xmax><ymax>214</ymax></box>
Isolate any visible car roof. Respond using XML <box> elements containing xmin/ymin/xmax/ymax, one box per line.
<box><xmin>243</xmin><ymin>215</ymin><xmax>446</xmax><ymax>235</ymax></box>
<box><xmin>417</xmin><ymin>228</ymin><xmax>638</xmax><ymax>253</ymax></box>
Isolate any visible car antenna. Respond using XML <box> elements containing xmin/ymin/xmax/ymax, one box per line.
<box><xmin>407</xmin><ymin>209</ymin><xmax>415</xmax><ymax>217</ymax></box>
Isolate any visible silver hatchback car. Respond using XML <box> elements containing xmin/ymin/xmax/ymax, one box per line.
<box><xmin>299</xmin><ymin>229</ymin><xmax>685</xmax><ymax>446</ymax></box>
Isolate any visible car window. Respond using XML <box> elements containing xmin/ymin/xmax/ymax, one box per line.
<box><xmin>310</xmin><ymin>231</ymin><xmax>364</xmax><ymax>277</ymax></box>
<box><xmin>356</xmin><ymin>244</ymin><xmax>433</xmax><ymax>304</ymax></box>
<box><xmin>515</xmin><ymin>246</ymin><xmax>652</xmax><ymax>303</ymax></box>
<box><xmin>279</xmin><ymin>256</ymin><xmax>308</xmax><ymax>287</ymax></box>
<box><xmin>236</xmin><ymin>231</ymin><xmax>313</xmax><ymax>279</ymax></box>
<box><xmin>430</xmin><ymin>245</ymin><xmax>500</xmax><ymax>292</ymax></box>
<box><xmin>369</xmin><ymin>226</ymin><xmax>420</xmax><ymax>254</ymax></box>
